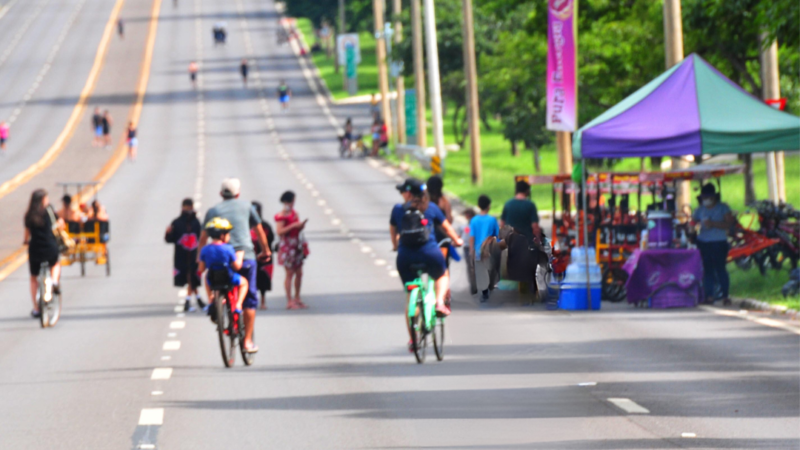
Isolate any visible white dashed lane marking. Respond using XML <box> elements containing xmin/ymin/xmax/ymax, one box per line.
<box><xmin>150</xmin><ymin>368</ymin><xmax>173</xmax><ymax>380</ymax></box>
<box><xmin>138</xmin><ymin>408</ymin><xmax>164</xmax><ymax>426</ymax></box>
<box><xmin>607</xmin><ymin>398</ymin><xmax>650</xmax><ymax>414</ymax></box>
<box><xmin>170</xmin><ymin>321</ymin><xmax>185</xmax><ymax>329</ymax></box>
<box><xmin>162</xmin><ymin>341</ymin><xmax>181</xmax><ymax>351</ymax></box>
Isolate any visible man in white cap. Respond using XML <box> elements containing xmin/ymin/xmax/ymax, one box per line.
<box><xmin>198</xmin><ymin>178</ymin><xmax>270</xmax><ymax>353</ymax></box>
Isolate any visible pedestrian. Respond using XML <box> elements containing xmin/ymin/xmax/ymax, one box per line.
<box><xmin>0</xmin><ymin>120</ymin><xmax>9</xmax><ymax>153</ymax></box>
<box><xmin>117</xmin><ymin>18</ymin><xmax>124</xmax><ymax>39</ymax></box>
<box><xmin>102</xmin><ymin>110</ymin><xmax>113</xmax><ymax>148</ymax></box>
<box><xmin>461</xmin><ymin>208</ymin><xmax>478</xmax><ymax>295</ymax></box>
<box><xmin>91</xmin><ymin>107</ymin><xmax>103</xmax><ymax>147</ymax></box>
<box><xmin>198</xmin><ymin>178</ymin><xmax>270</xmax><ymax>354</ymax></box>
<box><xmin>370</xmin><ymin>117</ymin><xmax>387</xmax><ymax>156</ymax></box>
<box><xmin>165</xmin><ymin>198</ymin><xmax>206</xmax><ymax>312</ymax></box>
<box><xmin>501</xmin><ymin>180</ymin><xmax>541</xmax><ymax>244</ymax></box>
<box><xmin>274</xmin><ymin>190</ymin><xmax>308</xmax><ymax>310</ymax></box>
<box><xmin>693</xmin><ymin>183</ymin><xmax>734</xmax><ymax>305</ymax></box>
<box><xmin>240</xmin><ymin>58</ymin><xmax>249</xmax><ymax>87</ymax></box>
<box><xmin>277</xmin><ymin>80</ymin><xmax>291</xmax><ymax>110</ymax></box>
<box><xmin>251</xmin><ymin>201</ymin><xmax>275</xmax><ymax>310</ymax></box>
<box><xmin>126</xmin><ymin>121</ymin><xmax>137</xmax><ymax>161</ymax></box>
<box><xmin>470</xmin><ymin>195</ymin><xmax>500</xmax><ymax>302</ymax></box>
<box><xmin>369</xmin><ymin>93</ymin><xmax>380</xmax><ymax>120</ymax></box>
<box><xmin>188</xmin><ymin>61</ymin><xmax>198</xmax><ymax>88</ymax></box>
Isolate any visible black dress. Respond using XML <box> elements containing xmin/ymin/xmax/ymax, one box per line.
<box><xmin>252</xmin><ymin>221</ymin><xmax>275</xmax><ymax>294</ymax></box>
<box><xmin>26</xmin><ymin>207</ymin><xmax>59</xmax><ymax>276</ymax></box>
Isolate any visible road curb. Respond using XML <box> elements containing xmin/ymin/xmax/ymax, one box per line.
<box><xmin>731</xmin><ymin>297</ymin><xmax>799</xmax><ymax>320</ymax></box>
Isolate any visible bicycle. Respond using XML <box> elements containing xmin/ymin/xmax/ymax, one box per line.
<box><xmin>405</xmin><ymin>263</ymin><xmax>445</xmax><ymax>364</ymax></box>
<box><xmin>208</xmin><ymin>270</ymin><xmax>254</xmax><ymax>368</ymax></box>
<box><xmin>37</xmin><ymin>262</ymin><xmax>61</xmax><ymax>328</ymax></box>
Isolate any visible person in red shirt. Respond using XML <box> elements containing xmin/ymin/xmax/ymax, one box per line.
<box><xmin>274</xmin><ymin>191</ymin><xmax>309</xmax><ymax>310</ymax></box>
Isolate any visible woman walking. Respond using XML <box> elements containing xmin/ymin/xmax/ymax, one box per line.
<box><xmin>251</xmin><ymin>201</ymin><xmax>275</xmax><ymax>310</ymax></box>
<box><xmin>0</xmin><ymin>120</ymin><xmax>9</xmax><ymax>153</ymax></box>
<box><xmin>102</xmin><ymin>110</ymin><xmax>113</xmax><ymax>148</ymax></box>
<box><xmin>23</xmin><ymin>189</ymin><xmax>64</xmax><ymax>318</ymax></box>
<box><xmin>126</xmin><ymin>122</ymin><xmax>138</xmax><ymax>161</ymax></box>
<box><xmin>274</xmin><ymin>191</ymin><xmax>308</xmax><ymax>309</ymax></box>
<box><xmin>693</xmin><ymin>183</ymin><xmax>734</xmax><ymax>305</ymax></box>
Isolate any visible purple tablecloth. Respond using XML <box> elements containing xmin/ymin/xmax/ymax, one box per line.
<box><xmin>623</xmin><ymin>248</ymin><xmax>703</xmax><ymax>308</ymax></box>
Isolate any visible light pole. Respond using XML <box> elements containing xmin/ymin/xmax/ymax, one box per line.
<box><xmin>423</xmin><ymin>0</ymin><xmax>445</xmax><ymax>166</ymax></box>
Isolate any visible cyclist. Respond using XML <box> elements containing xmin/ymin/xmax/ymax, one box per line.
<box><xmin>23</xmin><ymin>189</ymin><xmax>64</xmax><ymax>318</ymax></box>
<box><xmin>165</xmin><ymin>198</ymin><xmax>205</xmax><ymax>312</ymax></box>
<box><xmin>390</xmin><ymin>179</ymin><xmax>462</xmax><ymax>348</ymax></box>
<box><xmin>199</xmin><ymin>218</ymin><xmax>249</xmax><ymax>318</ymax></box>
<box><xmin>198</xmin><ymin>178</ymin><xmax>270</xmax><ymax>354</ymax></box>
<box><xmin>277</xmin><ymin>80</ymin><xmax>291</xmax><ymax>110</ymax></box>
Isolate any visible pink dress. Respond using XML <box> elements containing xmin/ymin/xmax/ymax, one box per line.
<box><xmin>274</xmin><ymin>210</ymin><xmax>305</xmax><ymax>270</ymax></box>
<box><xmin>0</xmin><ymin>124</ymin><xmax>9</xmax><ymax>139</ymax></box>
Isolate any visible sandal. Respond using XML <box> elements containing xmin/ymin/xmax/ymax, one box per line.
<box><xmin>244</xmin><ymin>342</ymin><xmax>259</xmax><ymax>354</ymax></box>
<box><xmin>435</xmin><ymin>304</ymin><xmax>451</xmax><ymax>316</ymax></box>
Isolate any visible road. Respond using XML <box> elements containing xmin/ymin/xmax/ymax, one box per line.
<box><xmin>0</xmin><ymin>0</ymin><xmax>798</xmax><ymax>448</ymax></box>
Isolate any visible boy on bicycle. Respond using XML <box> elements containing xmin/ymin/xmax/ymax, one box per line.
<box><xmin>199</xmin><ymin>218</ymin><xmax>248</xmax><ymax>315</ymax></box>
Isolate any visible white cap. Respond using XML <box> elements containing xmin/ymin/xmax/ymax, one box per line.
<box><xmin>220</xmin><ymin>178</ymin><xmax>241</xmax><ymax>197</ymax></box>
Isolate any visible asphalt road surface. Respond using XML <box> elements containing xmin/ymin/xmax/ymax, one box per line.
<box><xmin>0</xmin><ymin>0</ymin><xmax>798</xmax><ymax>449</ymax></box>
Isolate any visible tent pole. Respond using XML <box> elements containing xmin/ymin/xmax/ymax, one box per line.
<box><xmin>582</xmin><ymin>161</ymin><xmax>591</xmax><ymax>304</ymax></box>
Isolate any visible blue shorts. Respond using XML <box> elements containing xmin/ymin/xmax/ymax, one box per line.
<box><xmin>238</xmin><ymin>259</ymin><xmax>258</xmax><ymax>309</ymax></box>
<box><xmin>396</xmin><ymin>241</ymin><xmax>447</xmax><ymax>284</ymax></box>
<box><xmin>95</xmin><ymin>126</ymin><xmax>103</xmax><ymax>137</ymax></box>
<box><xmin>128</xmin><ymin>137</ymin><xmax>138</xmax><ymax>147</ymax></box>
<box><xmin>279</xmin><ymin>94</ymin><xmax>289</xmax><ymax>103</ymax></box>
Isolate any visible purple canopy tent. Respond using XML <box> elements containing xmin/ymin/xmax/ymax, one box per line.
<box><xmin>573</xmin><ymin>54</ymin><xmax>800</xmax><ymax>159</ymax></box>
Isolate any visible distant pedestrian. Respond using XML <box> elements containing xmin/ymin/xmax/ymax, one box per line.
<box><xmin>370</xmin><ymin>117</ymin><xmax>387</xmax><ymax>156</ymax></box>
<box><xmin>240</xmin><ymin>59</ymin><xmax>249</xmax><ymax>87</ymax></box>
<box><xmin>0</xmin><ymin>121</ymin><xmax>9</xmax><ymax>153</ymax></box>
<box><xmin>277</xmin><ymin>80</ymin><xmax>291</xmax><ymax>110</ymax></box>
<box><xmin>369</xmin><ymin>93</ymin><xmax>380</xmax><ymax>120</ymax></box>
<box><xmin>470</xmin><ymin>195</ymin><xmax>500</xmax><ymax>302</ymax></box>
<box><xmin>165</xmin><ymin>198</ymin><xmax>206</xmax><ymax>312</ymax></box>
<box><xmin>275</xmin><ymin>191</ymin><xmax>308</xmax><ymax>309</ymax></box>
<box><xmin>188</xmin><ymin>61</ymin><xmax>198</xmax><ymax>88</ymax></box>
<box><xmin>91</xmin><ymin>107</ymin><xmax>103</xmax><ymax>147</ymax></box>
<box><xmin>117</xmin><ymin>19</ymin><xmax>124</xmax><ymax>39</ymax></box>
<box><xmin>126</xmin><ymin>121</ymin><xmax>137</xmax><ymax>161</ymax></box>
<box><xmin>693</xmin><ymin>183</ymin><xmax>735</xmax><ymax>305</ymax></box>
<box><xmin>501</xmin><ymin>180</ymin><xmax>540</xmax><ymax>244</ymax></box>
<box><xmin>102</xmin><ymin>110</ymin><xmax>113</xmax><ymax>148</ymax></box>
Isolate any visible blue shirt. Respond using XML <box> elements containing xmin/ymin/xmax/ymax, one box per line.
<box><xmin>469</xmin><ymin>214</ymin><xmax>499</xmax><ymax>261</ymax></box>
<box><xmin>390</xmin><ymin>202</ymin><xmax>446</xmax><ymax>248</ymax></box>
<box><xmin>200</xmin><ymin>243</ymin><xmax>240</xmax><ymax>284</ymax></box>
<box><xmin>692</xmin><ymin>202</ymin><xmax>731</xmax><ymax>242</ymax></box>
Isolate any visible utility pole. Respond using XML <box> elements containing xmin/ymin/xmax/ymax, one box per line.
<box><xmin>373</xmin><ymin>0</ymin><xmax>392</xmax><ymax>137</ymax></box>
<box><xmin>663</xmin><ymin>0</ymin><xmax>690</xmax><ymax>209</ymax></box>
<box><xmin>423</xmin><ymin>0</ymin><xmax>445</xmax><ymax>163</ymax></box>
<box><xmin>760</xmin><ymin>34</ymin><xmax>784</xmax><ymax>203</ymax></box>
<box><xmin>336</xmin><ymin>0</ymin><xmax>345</xmax><ymax>74</ymax></box>
<box><xmin>461</xmin><ymin>0</ymin><xmax>481</xmax><ymax>184</ymax></box>
<box><xmin>410</xmin><ymin>0</ymin><xmax>426</xmax><ymax>147</ymax></box>
<box><xmin>393</xmin><ymin>0</ymin><xmax>406</xmax><ymax>144</ymax></box>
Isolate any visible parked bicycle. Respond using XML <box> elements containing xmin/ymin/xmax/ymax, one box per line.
<box><xmin>37</xmin><ymin>262</ymin><xmax>61</xmax><ymax>328</ymax></box>
<box><xmin>208</xmin><ymin>269</ymin><xmax>254</xmax><ymax>368</ymax></box>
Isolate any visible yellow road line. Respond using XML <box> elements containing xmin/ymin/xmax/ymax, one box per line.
<box><xmin>0</xmin><ymin>0</ymin><xmax>20</xmax><ymax>20</ymax></box>
<box><xmin>0</xmin><ymin>0</ymin><xmax>163</xmax><ymax>282</ymax></box>
<box><xmin>0</xmin><ymin>0</ymin><xmax>125</xmax><ymax>200</ymax></box>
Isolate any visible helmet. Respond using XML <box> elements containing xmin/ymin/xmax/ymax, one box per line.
<box><xmin>205</xmin><ymin>217</ymin><xmax>233</xmax><ymax>239</ymax></box>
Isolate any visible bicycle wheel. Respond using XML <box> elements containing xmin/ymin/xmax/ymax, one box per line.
<box><xmin>432</xmin><ymin>317</ymin><xmax>445</xmax><ymax>361</ymax></box>
<box><xmin>44</xmin><ymin>289</ymin><xmax>62</xmax><ymax>328</ymax></box>
<box><xmin>239</xmin><ymin>312</ymin><xmax>255</xmax><ymax>366</ymax></box>
<box><xmin>215</xmin><ymin>291</ymin><xmax>236</xmax><ymax>368</ymax></box>
<box><xmin>410</xmin><ymin>300</ymin><xmax>427</xmax><ymax>364</ymax></box>
<box><xmin>37</xmin><ymin>278</ymin><xmax>47</xmax><ymax>329</ymax></box>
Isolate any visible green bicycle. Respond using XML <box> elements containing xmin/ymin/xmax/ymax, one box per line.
<box><xmin>405</xmin><ymin>264</ymin><xmax>445</xmax><ymax>363</ymax></box>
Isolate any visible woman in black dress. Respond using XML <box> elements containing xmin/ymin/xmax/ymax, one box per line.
<box><xmin>23</xmin><ymin>189</ymin><xmax>64</xmax><ymax>318</ymax></box>
<box><xmin>251</xmin><ymin>201</ymin><xmax>275</xmax><ymax>310</ymax></box>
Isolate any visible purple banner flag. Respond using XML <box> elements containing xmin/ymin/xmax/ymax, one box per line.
<box><xmin>546</xmin><ymin>0</ymin><xmax>577</xmax><ymax>131</ymax></box>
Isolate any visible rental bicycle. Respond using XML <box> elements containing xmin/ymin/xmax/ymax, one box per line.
<box><xmin>37</xmin><ymin>262</ymin><xmax>61</xmax><ymax>328</ymax></box>
<box><xmin>405</xmin><ymin>264</ymin><xmax>445</xmax><ymax>364</ymax></box>
<box><xmin>208</xmin><ymin>270</ymin><xmax>254</xmax><ymax>368</ymax></box>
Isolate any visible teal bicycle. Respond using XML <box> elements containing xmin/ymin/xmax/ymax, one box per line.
<box><xmin>405</xmin><ymin>263</ymin><xmax>445</xmax><ymax>363</ymax></box>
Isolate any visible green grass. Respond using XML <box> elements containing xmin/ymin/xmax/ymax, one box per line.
<box><xmin>296</xmin><ymin>19</ymin><xmax>379</xmax><ymax>100</ymax></box>
<box><xmin>728</xmin><ymin>264</ymin><xmax>799</xmax><ymax>310</ymax></box>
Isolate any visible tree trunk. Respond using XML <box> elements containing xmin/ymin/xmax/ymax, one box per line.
<box><xmin>742</xmin><ymin>154</ymin><xmax>756</xmax><ymax>205</ymax></box>
<box><xmin>533</xmin><ymin>145</ymin><xmax>541</xmax><ymax>173</ymax></box>
<box><xmin>511</xmin><ymin>140</ymin><xmax>519</xmax><ymax>157</ymax></box>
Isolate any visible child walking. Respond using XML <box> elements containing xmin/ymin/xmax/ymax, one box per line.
<box><xmin>469</xmin><ymin>195</ymin><xmax>500</xmax><ymax>303</ymax></box>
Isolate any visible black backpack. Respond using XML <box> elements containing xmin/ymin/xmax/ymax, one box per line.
<box><xmin>399</xmin><ymin>205</ymin><xmax>430</xmax><ymax>248</ymax></box>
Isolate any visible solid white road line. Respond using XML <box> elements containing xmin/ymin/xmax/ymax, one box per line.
<box><xmin>138</xmin><ymin>408</ymin><xmax>164</xmax><ymax>426</ymax></box>
<box><xmin>162</xmin><ymin>341</ymin><xmax>180</xmax><ymax>351</ymax></box>
<box><xmin>607</xmin><ymin>398</ymin><xmax>650</xmax><ymax>414</ymax></box>
<box><xmin>169</xmin><ymin>321</ymin><xmax>185</xmax><ymax>329</ymax></box>
<box><xmin>150</xmin><ymin>368</ymin><xmax>173</xmax><ymax>380</ymax></box>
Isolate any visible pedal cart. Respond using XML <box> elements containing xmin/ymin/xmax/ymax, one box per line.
<box><xmin>57</xmin><ymin>182</ymin><xmax>111</xmax><ymax>277</ymax></box>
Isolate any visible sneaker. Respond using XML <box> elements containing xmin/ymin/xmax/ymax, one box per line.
<box><xmin>184</xmin><ymin>299</ymin><xmax>196</xmax><ymax>312</ymax></box>
<box><xmin>196</xmin><ymin>297</ymin><xmax>207</xmax><ymax>309</ymax></box>
<box><xmin>480</xmin><ymin>290</ymin><xmax>489</xmax><ymax>303</ymax></box>
<box><xmin>31</xmin><ymin>309</ymin><xmax>41</xmax><ymax>319</ymax></box>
